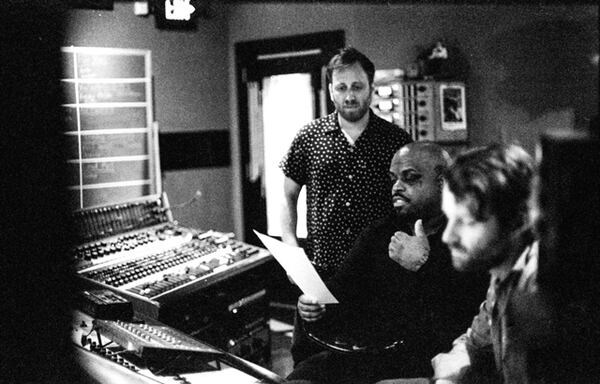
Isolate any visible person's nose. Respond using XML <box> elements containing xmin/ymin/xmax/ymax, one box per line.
<box><xmin>441</xmin><ymin>219</ymin><xmax>456</xmax><ymax>246</ymax></box>
<box><xmin>392</xmin><ymin>179</ymin><xmax>406</xmax><ymax>193</ymax></box>
<box><xmin>345</xmin><ymin>90</ymin><xmax>356</xmax><ymax>102</ymax></box>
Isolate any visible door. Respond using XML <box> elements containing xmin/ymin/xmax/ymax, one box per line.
<box><xmin>235</xmin><ymin>30</ymin><xmax>345</xmax><ymax>245</ymax></box>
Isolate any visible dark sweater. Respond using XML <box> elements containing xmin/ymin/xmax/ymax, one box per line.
<box><xmin>321</xmin><ymin>213</ymin><xmax>489</xmax><ymax>363</ymax></box>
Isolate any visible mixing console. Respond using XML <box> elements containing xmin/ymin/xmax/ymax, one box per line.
<box><xmin>72</xmin><ymin>311</ymin><xmax>284</xmax><ymax>383</ymax></box>
<box><xmin>72</xmin><ymin>194</ymin><xmax>273</xmax><ymax>365</ymax></box>
<box><xmin>82</xmin><ymin>237</ymin><xmax>220</xmax><ymax>295</ymax></box>
<box><xmin>72</xmin><ymin>223</ymin><xmax>185</xmax><ymax>270</ymax></box>
<box><xmin>77</xmin><ymin>228</ymin><xmax>268</xmax><ymax>301</ymax></box>
<box><xmin>72</xmin><ymin>197</ymin><xmax>170</xmax><ymax>243</ymax></box>
<box><xmin>93</xmin><ymin>319</ymin><xmax>222</xmax><ymax>358</ymax></box>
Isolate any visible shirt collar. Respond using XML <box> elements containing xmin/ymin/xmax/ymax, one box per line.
<box><xmin>323</xmin><ymin>109</ymin><xmax>375</xmax><ymax>134</ymax></box>
<box><xmin>513</xmin><ymin>241</ymin><xmax>539</xmax><ymax>285</ymax></box>
<box><xmin>322</xmin><ymin>112</ymin><xmax>339</xmax><ymax>133</ymax></box>
<box><xmin>489</xmin><ymin>231</ymin><xmax>536</xmax><ymax>284</ymax></box>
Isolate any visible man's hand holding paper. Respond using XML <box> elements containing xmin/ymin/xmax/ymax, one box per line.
<box><xmin>297</xmin><ymin>294</ymin><xmax>326</xmax><ymax>322</ymax></box>
<box><xmin>254</xmin><ymin>230</ymin><xmax>338</xmax><ymax>304</ymax></box>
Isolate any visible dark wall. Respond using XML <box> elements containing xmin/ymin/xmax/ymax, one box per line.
<box><xmin>228</xmin><ymin>3</ymin><xmax>598</xmax><ymax>153</ymax></box>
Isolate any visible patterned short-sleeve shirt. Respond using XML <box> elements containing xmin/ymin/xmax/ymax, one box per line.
<box><xmin>280</xmin><ymin>110</ymin><xmax>412</xmax><ymax>275</ymax></box>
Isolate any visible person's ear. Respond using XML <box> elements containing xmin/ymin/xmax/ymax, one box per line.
<box><xmin>328</xmin><ymin>83</ymin><xmax>334</xmax><ymax>102</ymax></box>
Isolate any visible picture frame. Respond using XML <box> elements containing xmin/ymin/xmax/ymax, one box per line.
<box><xmin>440</xmin><ymin>84</ymin><xmax>467</xmax><ymax>131</ymax></box>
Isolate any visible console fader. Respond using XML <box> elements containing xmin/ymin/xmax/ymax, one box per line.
<box><xmin>73</xmin><ymin>194</ymin><xmax>273</xmax><ymax>364</ymax></box>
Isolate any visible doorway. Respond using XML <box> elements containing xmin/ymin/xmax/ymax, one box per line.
<box><xmin>235</xmin><ymin>30</ymin><xmax>345</xmax><ymax>245</ymax></box>
<box><xmin>261</xmin><ymin>73</ymin><xmax>313</xmax><ymax>238</ymax></box>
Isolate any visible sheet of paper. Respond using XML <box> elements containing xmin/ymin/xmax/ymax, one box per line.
<box><xmin>254</xmin><ymin>230</ymin><xmax>338</xmax><ymax>304</ymax></box>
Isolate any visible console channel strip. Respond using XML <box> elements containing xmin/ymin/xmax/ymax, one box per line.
<box><xmin>72</xmin><ymin>196</ymin><xmax>171</xmax><ymax>244</ymax></box>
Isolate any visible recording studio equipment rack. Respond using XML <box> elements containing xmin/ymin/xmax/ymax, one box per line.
<box><xmin>370</xmin><ymin>71</ymin><xmax>468</xmax><ymax>143</ymax></box>
<box><xmin>72</xmin><ymin>194</ymin><xmax>274</xmax><ymax>365</ymax></box>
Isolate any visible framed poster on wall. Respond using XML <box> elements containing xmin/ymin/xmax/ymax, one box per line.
<box><xmin>440</xmin><ymin>83</ymin><xmax>467</xmax><ymax>132</ymax></box>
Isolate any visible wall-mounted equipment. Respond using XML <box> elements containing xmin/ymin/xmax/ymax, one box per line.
<box><xmin>371</xmin><ymin>70</ymin><xmax>468</xmax><ymax>143</ymax></box>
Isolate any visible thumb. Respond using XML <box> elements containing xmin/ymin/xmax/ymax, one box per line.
<box><xmin>414</xmin><ymin>219</ymin><xmax>426</xmax><ymax>239</ymax></box>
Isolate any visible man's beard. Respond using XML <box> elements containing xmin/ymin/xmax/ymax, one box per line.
<box><xmin>336</xmin><ymin>100</ymin><xmax>370</xmax><ymax>122</ymax></box>
<box><xmin>393</xmin><ymin>198</ymin><xmax>439</xmax><ymax>225</ymax></box>
<box><xmin>452</xmin><ymin>235</ymin><xmax>510</xmax><ymax>273</ymax></box>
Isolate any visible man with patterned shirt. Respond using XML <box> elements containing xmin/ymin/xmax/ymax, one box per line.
<box><xmin>280</xmin><ymin>47</ymin><xmax>411</xmax><ymax>278</ymax></box>
<box><xmin>280</xmin><ymin>47</ymin><xmax>412</xmax><ymax>364</ymax></box>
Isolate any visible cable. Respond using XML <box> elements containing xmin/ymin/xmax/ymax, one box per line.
<box><xmin>170</xmin><ymin>190</ymin><xmax>202</xmax><ymax>210</ymax></box>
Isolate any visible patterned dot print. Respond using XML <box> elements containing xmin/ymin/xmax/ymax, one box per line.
<box><xmin>280</xmin><ymin>110</ymin><xmax>412</xmax><ymax>276</ymax></box>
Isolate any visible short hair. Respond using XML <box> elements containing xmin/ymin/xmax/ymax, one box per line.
<box><xmin>399</xmin><ymin>141</ymin><xmax>451</xmax><ymax>178</ymax></box>
<box><xmin>443</xmin><ymin>143</ymin><xmax>534</xmax><ymax>231</ymax></box>
<box><xmin>326</xmin><ymin>47</ymin><xmax>375</xmax><ymax>85</ymax></box>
